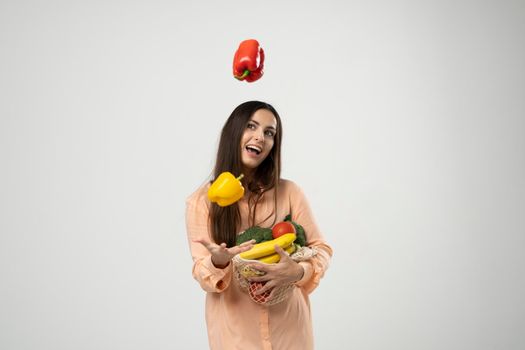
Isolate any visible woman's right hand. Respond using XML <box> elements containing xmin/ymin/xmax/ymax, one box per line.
<box><xmin>193</xmin><ymin>238</ymin><xmax>255</xmax><ymax>268</ymax></box>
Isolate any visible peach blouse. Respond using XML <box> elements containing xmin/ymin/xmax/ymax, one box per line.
<box><xmin>185</xmin><ymin>179</ymin><xmax>333</xmax><ymax>350</ymax></box>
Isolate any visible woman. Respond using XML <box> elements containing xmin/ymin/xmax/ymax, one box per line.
<box><xmin>185</xmin><ymin>100</ymin><xmax>332</xmax><ymax>350</ymax></box>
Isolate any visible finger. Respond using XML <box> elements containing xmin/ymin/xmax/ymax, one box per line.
<box><xmin>255</xmin><ymin>282</ymin><xmax>274</xmax><ymax>295</ymax></box>
<box><xmin>248</xmin><ymin>274</ymin><xmax>269</xmax><ymax>283</ymax></box>
<box><xmin>275</xmin><ymin>244</ymin><xmax>290</xmax><ymax>260</ymax></box>
<box><xmin>234</xmin><ymin>243</ymin><xmax>254</xmax><ymax>254</ymax></box>
<box><xmin>193</xmin><ymin>238</ymin><xmax>211</xmax><ymax>249</ymax></box>
<box><xmin>229</xmin><ymin>240</ymin><xmax>255</xmax><ymax>255</ymax></box>
<box><xmin>267</xmin><ymin>287</ymin><xmax>277</xmax><ymax>300</ymax></box>
<box><xmin>239</xmin><ymin>239</ymin><xmax>256</xmax><ymax>247</ymax></box>
<box><xmin>248</xmin><ymin>263</ymin><xmax>270</xmax><ymax>273</ymax></box>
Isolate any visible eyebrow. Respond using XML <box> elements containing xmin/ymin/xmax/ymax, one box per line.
<box><xmin>249</xmin><ymin>119</ymin><xmax>277</xmax><ymax>131</ymax></box>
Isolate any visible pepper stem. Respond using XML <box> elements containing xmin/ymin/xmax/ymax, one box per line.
<box><xmin>235</xmin><ymin>70</ymin><xmax>250</xmax><ymax>80</ymax></box>
<box><xmin>236</xmin><ymin>174</ymin><xmax>244</xmax><ymax>181</ymax></box>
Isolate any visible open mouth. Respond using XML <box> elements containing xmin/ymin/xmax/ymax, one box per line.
<box><xmin>245</xmin><ymin>145</ymin><xmax>262</xmax><ymax>155</ymax></box>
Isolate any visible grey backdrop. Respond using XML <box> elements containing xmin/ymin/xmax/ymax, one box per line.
<box><xmin>1</xmin><ymin>0</ymin><xmax>524</xmax><ymax>349</ymax></box>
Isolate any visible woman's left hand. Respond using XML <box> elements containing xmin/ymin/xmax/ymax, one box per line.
<box><xmin>193</xmin><ymin>238</ymin><xmax>255</xmax><ymax>268</ymax></box>
<box><xmin>247</xmin><ymin>245</ymin><xmax>304</xmax><ymax>295</ymax></box>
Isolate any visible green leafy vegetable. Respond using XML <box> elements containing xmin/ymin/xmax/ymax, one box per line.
<box><xmin>236</xmin><ymin>226</ymin><xmax>273</xmax><ymax>245</ymax></box>
<box><xmin>284</xmin><ymin>214</ymin><xmax>307</xmax><ymax>247</ymax></box>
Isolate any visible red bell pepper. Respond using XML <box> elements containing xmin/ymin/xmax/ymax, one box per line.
<box><xmin>233</xmin><ymin>39</ymin><xmax>265</xmax><ymax>82</ymax></box>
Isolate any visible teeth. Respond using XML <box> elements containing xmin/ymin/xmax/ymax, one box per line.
<box><xmin>246</xmin><ymin>145</ymin><xmax>261</xmax><ymax>154</ymax></box>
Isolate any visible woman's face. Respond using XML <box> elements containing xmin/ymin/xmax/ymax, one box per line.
<box><xmin>240</xmin><ymin>109</ymin><xmax>278</xmax><ymax>172</ymax></box>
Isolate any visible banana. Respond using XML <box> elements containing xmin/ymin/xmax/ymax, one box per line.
<box><xmin>257</xmin><ymin>243</ymin><xmax>296</xmax><ymax>264</ymax></box>
<box><xmin>240</xmin><ymin>233</ymin><xmax>296</xmax><ymax>260</ymax></box>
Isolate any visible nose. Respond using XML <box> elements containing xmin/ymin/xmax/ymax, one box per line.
<box><xmin>254</xmin><ymin>130</ymin><xmax>264</xmax><ymax>142</ymax></box>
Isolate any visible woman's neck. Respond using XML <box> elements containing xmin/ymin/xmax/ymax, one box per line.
<box><xmin>241</xmin><ymin>168</ymin><xmax>255</xmax><ymax>185</ymax></box>
<box><xmin>241</xmin><ymin>171</ymin><xmax>264</xmax><ymax>197</ymax></box>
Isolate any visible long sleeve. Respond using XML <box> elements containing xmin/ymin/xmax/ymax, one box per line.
<box><xmin>287</xmin><ymin>181</ymin><xmax>333</xmax><ymax>294</ymax></box>
<box><xmin>185</xmin><ymin>187</ymin><xmax>233</xmax><ymax>293</ymax></box>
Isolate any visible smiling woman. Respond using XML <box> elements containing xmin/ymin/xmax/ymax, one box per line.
<box><xmin>241</xmin><ymin>109</ymin><xmax>277</xmax><ymax>173</ymax></box>
<box><xmin>185</xmin><ymin>100</ymin><xmax>333</xmax><ymax>350</ymax></box>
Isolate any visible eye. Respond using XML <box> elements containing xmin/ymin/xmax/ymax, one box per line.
<box><xmin>264</xmin><ymin>130</ymin><xmax>275</xmax><ymax>137</ymax></box>
<box><xmin>247</xmin><ymin>123</ymin><xmax>256</xmax><ymax>130</ymax></box>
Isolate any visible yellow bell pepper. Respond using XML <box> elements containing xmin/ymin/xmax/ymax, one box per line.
<box><xmin>207</xmin><ymin>172</ymin><xmax>245</xmax><ymax>206</ymax></box>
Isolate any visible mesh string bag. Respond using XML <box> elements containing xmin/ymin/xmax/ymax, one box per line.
<box><xmin>233</xmin><ymin>246</ymin><xmax>317</xmax><ymax>306</ymax></box>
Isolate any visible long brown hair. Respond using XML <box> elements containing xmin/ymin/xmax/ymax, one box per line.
<box><xmin>209</xmin><ymin>101</ymin><xmax>283</xmax><ymax>247</ymax></box>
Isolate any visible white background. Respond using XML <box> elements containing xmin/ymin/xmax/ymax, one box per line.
<box><xmin>1</xmin><ymin>0</ymin><xmax>524</xmax><ymax>349</ymax></box>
